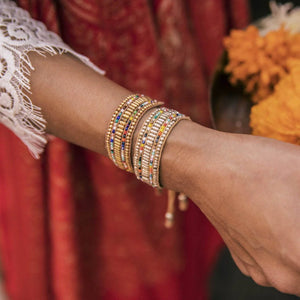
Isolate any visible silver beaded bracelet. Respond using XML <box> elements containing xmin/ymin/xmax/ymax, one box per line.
<box><xmin>133</xmin><ymin>107</ymin><xmax>190</xmax><ymax>188</ymax></box>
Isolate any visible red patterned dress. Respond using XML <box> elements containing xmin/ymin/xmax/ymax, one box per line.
<box><xmin>0</xmin><ymin>1</ymin><xmax>249</xmax><ymax>299</ymax></box>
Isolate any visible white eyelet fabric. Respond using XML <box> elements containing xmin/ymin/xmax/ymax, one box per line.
<box><xmin>0</xmin><ymin>0</ymin><xmax>104</xmax><ymax>158</ymax></box>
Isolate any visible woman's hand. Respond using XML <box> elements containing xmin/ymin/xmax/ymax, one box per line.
<box><xmin>161</xmin><ymin>121</ymin><xmax>300</xmax><ymax>296</ymax></box>
<box><xmin>28</xmin><ymin>52</ymin><xmax>300</xmax><ymax>295</ymax></box>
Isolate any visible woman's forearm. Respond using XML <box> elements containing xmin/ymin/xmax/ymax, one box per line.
<box><xmin>28</xmin><ymin>52</ymin><xmax>206</xmax><ymax>192</ymax></box>
<box><xmin>29</xmin><ymin>53</ymin><xmax>130</xmax><ymax>156</ymax></box>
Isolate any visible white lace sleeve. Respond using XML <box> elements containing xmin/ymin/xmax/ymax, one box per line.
<box><xmin>0</xmin><ymin>0</ymin><xmax>105</xmax><ymax>158</ymax></box>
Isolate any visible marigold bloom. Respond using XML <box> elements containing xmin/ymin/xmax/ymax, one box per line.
<box><xmin>224</xmin><ymin>26</ymin><xmax>300</xmax><ymax>102</ymax></box>
<box><xmin>250</xmin><ymin>59</ymin><xmax>300</xmax><ymax>145</ymax></box>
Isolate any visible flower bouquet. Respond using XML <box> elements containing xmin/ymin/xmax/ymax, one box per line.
<box><xmin>211</xmin><ymin>1</ymin><xmax>300</xmax><ymax>145</ymax></box>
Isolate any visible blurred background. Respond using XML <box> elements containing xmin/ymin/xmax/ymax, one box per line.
<box><xmin>250</xmin><ymin>0</ymin><xmax>299</xmax><ymax>20</ymax></box>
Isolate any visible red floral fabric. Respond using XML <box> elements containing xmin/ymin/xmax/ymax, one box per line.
<box><xmin>0</xmin><ymin>1</ymin><xmax>249</xmax><ymax>299</ymax></box>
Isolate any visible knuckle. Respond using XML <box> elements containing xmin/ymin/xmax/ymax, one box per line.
<box><xmin>280</xmin><ymin>241</ymin><xmax>300</xmax><ymax>270</ymax></box>
<box><xmin>249</xmin><ymin>269</ymin><xmax>269</xmax><ymax>287</ymax></box>
<box><xmin>270</xmin><ymin>276</ymin><xmax>297</xmax><ymax>295</ymax></box>
<box><xmin>275</xmin><ymin>283</ymin><xmax>294</xmax><ymax>295</ymax></box>
<box><xmin>289</xmin><ymin>247</ymin><xmax>300</xmax><ymax>270</ymax></box>
<box><xmin>239</xmin><ymin>267</ymin><xmax>250</xmax><ymax>277</ymax></box>
<box><xmin>252</xmin><ymin>275</ymin><xmax>269</xmax><ymax>287</ymax></box>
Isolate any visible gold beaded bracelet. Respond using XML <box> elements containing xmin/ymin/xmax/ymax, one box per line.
<box><xmin>105</xmin><ymin>94</ymin><xmax>163</xmax><ymax>172</ymax></box>
<box><xmin>105</xmin><ymin>94</ymin><xmax>139</xmax><ymax>165</ymax></box>
<box><xmin>113</xmin><ymin>96</ymin><xmax>149</xmax><ymax>171</ymax></box>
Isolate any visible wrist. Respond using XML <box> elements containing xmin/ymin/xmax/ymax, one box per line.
<box><xmin>132</xmin><ymin>105</ymin><xmax>221</xmax><ymax>196</ymax></box>
<box><xmin>159</xmin><ymin>120</ymin><xmax>218</xmax><ymax>194</ymax></box>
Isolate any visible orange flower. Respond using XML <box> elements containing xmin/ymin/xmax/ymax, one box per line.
<box><xmin>224</xmin><ymin>25</ymin><xmax>300</xmax><ymax>102</ymax></box>
<box><xmin>250</xmin><ymin>59</ymin><xmax>300</xmax><ymax>145</ymax></box>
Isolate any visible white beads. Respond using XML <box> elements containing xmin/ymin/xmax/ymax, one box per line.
<box><xmin>133</xmin><ymin>107</ymin><xmax>190</xmax><ymax>188</ymax></box>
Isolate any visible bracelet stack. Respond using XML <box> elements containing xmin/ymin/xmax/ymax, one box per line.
<box><xmin>105</xmin><ymin>94</ymin><xmax>191</xmax><ymax>227</ymax></box>
<box><xmin>105</xmin><ymin>94</ymin><xmax>163</xmax><ymax>173</ymax></box>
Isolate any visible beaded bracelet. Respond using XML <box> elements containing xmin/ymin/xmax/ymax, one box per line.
<box><xmin>105</xmin><ymin>94</ymin><xmax>163</xmax><ymax>172</ymax></box>
<box><xmin>113</xmin><ymin>97</ymin><xmax>151</xmax><ymax>169</ymax></box>
<box><xmin>133</xmin><ymin>107</ymin><xmax>168</xmax><ymax>180</ymax></box>
<box><xmin>141</xmin><ymin>110</ymin><xmax>176</xmax><ymax>185</ymax></box>
<box><xmin>136</xmin><ymin>110</ymin><xmax>176</xmax><ymax>184</ymax></box>
<box><xmin>151</xmin><ymin>114</ymin><xmax>190</xmax><ymax>188</ymax></box>
<box><xmin>134</xmin><ymin>108</ymin><xmax>190</xmax><ymax>188</ymax></box>
<box><xmin>106</xmin><ymin>94</ymin><xmax>140</xmax><ymax>165</ymax></box>
<box><xmin>138</xmin><ymin>110</ymin><xmax>171</xmax><ymax>183</ymax></box>
<box><xmin>120</xmin><ymin>99</ymin><xmax>163</xmax><ymax>172</ymax></box>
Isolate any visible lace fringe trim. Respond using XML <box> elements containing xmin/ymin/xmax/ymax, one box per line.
<box><xmin>7</xmin><ymin>47</ymin><xmax>105</xmax><ymax>159</ymax></box>
<box><xmin>0</xmin><ymin>0</ymin><xmax>105</xmax><ymax>158</ymax></box>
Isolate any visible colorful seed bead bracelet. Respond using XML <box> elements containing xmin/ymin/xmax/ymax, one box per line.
<box><xmin>151</xmin><ymin>114</ymin><xmax>190</xmax><ymax>188</ymax></box>
<box><xmin>134</xmin><ymin>109</ymin><xmax>169</xmax><ymax>180</ymax></box>
<box><xmin>141</xmin><ymin>111</ymin><xmax>175</xmax><ymax>185</ymax></box>
<box><xmin>113</xmin><ymin>98</ymin><xmax>149</xmax><ymax>169</ymax></box>
<box><xmin>105</xmin><ymin>94</ymin><xmax>139</xmax><ymax>165</ymax></box>
<box><xmin>133</xmin><ymin>107</ymin><xmax>190</xmax><ymax>188</ymax></box>
<box><xmin>149</xmin><ymin>112</ymin><xmax>182</xmax><ymax>187</ymax></box>
<box><xmin>106</xmin><ymin>94</ymin><xmax>162</xmax><ymax>172</ymax></box>
<box><xmin>133</xmin><ymin>107</ymin><xmax>168</xmax><ymax>180</ymax></box>
<box><xmin>139</xmin><ymin>110</ymin><xmax>171</xmax><ymax>184</ymax></box>
<box><xmin>120</xmin><ymin>98</ymin><xmax>163</xmax><ymax>172</ymax></box>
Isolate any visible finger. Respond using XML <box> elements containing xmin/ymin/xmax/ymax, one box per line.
<box><xmin>223</xmin><ymin>226</ymin><xmax>300</xmax><ymax>293</ymax></box>
<box><xmin>244</xmin><ymin>263</ymin><xmax>271</xmax><ymax>287</ymax></box>
<box><xmin>229</xmin><ymin>247</ymin><xmax>271</xmax><ymax>286</ymax></box>
<box><xmin>266</xmin><ymin>266</ymin><xmax>300</xmax><ymax>295</ymax></box>
<box><xmin>204</xmin><ymin>209</ymin><xmax>273</xmax><ymax>288</ymax></box>
<box><xmin>230</xmin><ymin>251</ymin><xmax>250</xmax><ymax>277</ymax></box>
<box><xmin>219</xmin><ymin>228</ymin><xmax>257</xmax><ymax>267</ymax></box>
<box><xmin>278</xmin><ymin>238</ymin><xmax>300</xmax><ymax>275</ymax></box>
<box><xmin>255</xmin><ymin>252</ymin><xmax>300</xmax><ymax>296</ymax></box>
<box><xmin>221</xmin><ymin>230</ymin><xmax>271</xmax><ymax>287</ymax></box>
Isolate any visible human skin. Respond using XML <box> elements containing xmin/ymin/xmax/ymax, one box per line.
<box><xmin>29</xmin><ymin>53</ymin><xmax>300</xmax><ymax>296</ymax></box>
